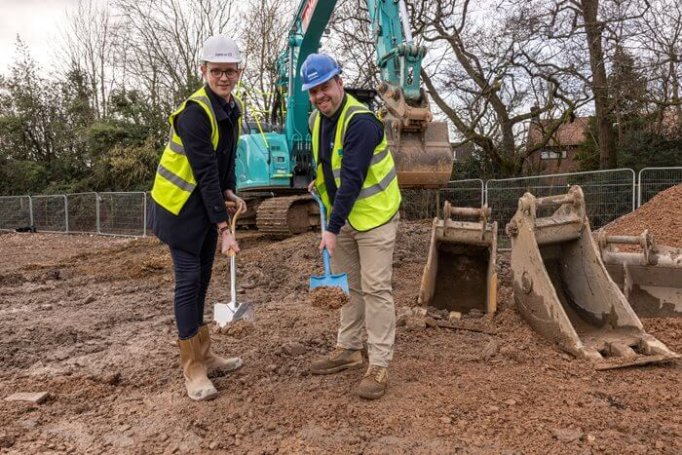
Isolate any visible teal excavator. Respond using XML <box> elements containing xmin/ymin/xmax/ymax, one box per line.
<box><xmin>235</xmin><ymin>0</ymin><xmax>453</xmax><ymax>236</ymax></box>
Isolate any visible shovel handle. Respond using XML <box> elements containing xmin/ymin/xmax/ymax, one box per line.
<box><xmin>226</xmin><ymin>201</ymin><xmax>245</xmax><ymax>257</ymax></box>
<box><xmin>310</xmin><ymin>191</ymin><xmax>333</xmax><ymax>276</ymax></box>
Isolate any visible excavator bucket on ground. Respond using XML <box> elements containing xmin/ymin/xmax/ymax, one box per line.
<box><xmin>598</xmin><ymin>230</ymin><xmax>682</xmax><ymax>318</ymax></box>
<box><xmin>418</xmin><ymin>202</ymin><xmax>498</xmax><ymax>316</ymax></box>
<box><xmin>506</xmin><ymin>186</ymin><xmax>680</xmax><ymax>369</ymax></box>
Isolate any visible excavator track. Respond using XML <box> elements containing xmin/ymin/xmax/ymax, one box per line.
<box><xmin>255</xmin><ymin>194</ymin><xmax>318</xmax><ymax>238</ymax></box>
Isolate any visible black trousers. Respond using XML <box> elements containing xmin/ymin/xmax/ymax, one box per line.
<box><xmin>169</xmin><ymin>229</ymin><xmax>218</xmax><ymax>339</ymax></box>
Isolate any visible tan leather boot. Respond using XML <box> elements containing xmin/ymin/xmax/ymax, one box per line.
<box><xmin>177</xmin><ymin>333</ymin><xmax>218</xmax><ymax>401</ymax></box>
<box><xmin>198</xmin><ymin>325</ymin><xmax>243</xmax><ymax>375</ymax></box>
<box><xmin>310</xmin><ymin>347</ymin><xmax>363</xmax><ymax>375</ymax></box>
<box><xmin>356</xmin><ymin>365</ymin><xmax>388</xmax><ymax>400</ymax></box>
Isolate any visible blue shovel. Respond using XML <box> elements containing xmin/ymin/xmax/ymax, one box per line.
<box><xmin>309</xmin><ymin>191</ymin><xmax>349</xmax><ymax>294</ymax></box>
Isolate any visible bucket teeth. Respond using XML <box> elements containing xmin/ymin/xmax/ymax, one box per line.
<box><xmin>607</xmin><ymin>342</ymin><xmax>638</xmax><ymax>359</ymax></box>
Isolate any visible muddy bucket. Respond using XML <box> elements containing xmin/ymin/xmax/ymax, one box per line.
<box><xmin>598</xmin><ymin>230</ymin><xmax>682</xmax><ymax>318</ymax></box>
<box><xmin>506</xmin><ymin>186</ymin><xmax>680</xmax><ymax>369</ymax></box>
<box><xmin>418</xmin><ymin>202</ymin><xmax>498</xmax><ymax>316</ymax></box>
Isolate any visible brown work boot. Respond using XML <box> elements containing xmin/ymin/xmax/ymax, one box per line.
<box><xmin>310</xmin><ymin>347</ymin><xmax>363</xmax><ymax>375</ymax></box>
<box><xmin>356</xmin><ymin>365</ymin><xmax>388</xmax><ymax>400</ymax></box>
<box><xmin>177</xmin><ymin>333</ymin><xmax>218</xmax><ymax>401</ymax></box>
<box><xmin>198</xmin><ymin>325</ymin><xmax>243</xmax><ymax>376</ymax></box>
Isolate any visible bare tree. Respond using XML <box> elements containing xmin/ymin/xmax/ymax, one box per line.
<box><xmin>114</xmin><ymin>0</ymin><xmax>238</xmax><ymax>105</ymax></box>
<box><xmin>59</xmin><ymin>0</ymin><xmax>123</xmax><ymax>119</ymax></box>
<box><xmin>325</xmin><ymin>0</ymin><xmax>381</xmax><ymax>89</ymax></box>
<box><xmin>411</xmin><ymin>0</ymin><xmax>588</xmax><ymax>176</ymax></box>
<box><xmin>238</xmin><ymin>0</ymin><xmax>291</xmax><ymax>124</ymax></box>
<box><xmin>510</xmin><ymin>0</ymin><xmax>651</xmax><ymax>168</ymax></box>
<box><xmin>634</xmin><ymin>0</ymin><xmax>682</xmax><ymax>129</ymax></box>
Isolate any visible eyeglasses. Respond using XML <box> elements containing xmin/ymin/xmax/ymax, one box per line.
<box><xmin>208</xmin><ymin>68</ymin><xmax>240</xmax><ymax>78</ymax></box>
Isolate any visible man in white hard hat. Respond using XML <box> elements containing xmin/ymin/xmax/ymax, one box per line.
<box><xmin>149</xmin><ymin>35</ymin><xmax>246</xmax><ymax>401</ymax></box>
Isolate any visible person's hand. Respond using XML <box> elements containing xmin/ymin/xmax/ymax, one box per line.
<box><xmin>230</xmin><ymin>195</ymin><xmax>246</xmax><ymax>215</ymax></box>
<box><xmin>221</xmin><ymin>231</ymin><xmax>240</xmax><ymax>256</ymax></box>
<box><xmin>319</xmin><ymin>230</ymin><xmax>337</xmax><ymax>256</ymax></box>
<box><xmin>307</xmin><ymin>180</ymin><xmax>316</xmax><ymax>193</ymax></box>
<box><xmin>224</xmin><ymin>190</ymin><xmax>247</xmax><ymax>215</ymax></box>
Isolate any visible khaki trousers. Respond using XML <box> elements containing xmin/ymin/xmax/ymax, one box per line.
<box><xmin>331</xmin><ymin>214</ymin><xmax>399</xmax><ymax>368</ymax></box>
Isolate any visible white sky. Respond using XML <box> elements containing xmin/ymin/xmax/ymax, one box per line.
<box><xmin>0</xmin><ymin>0</ymin><xmax>95</xmax><ymax>76</ymax></box>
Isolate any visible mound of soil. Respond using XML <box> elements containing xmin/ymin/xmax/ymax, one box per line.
<box><xmin>603</xmin><ymin>183</ymin><xmax>682</xmax><ymax>247</ymax></box>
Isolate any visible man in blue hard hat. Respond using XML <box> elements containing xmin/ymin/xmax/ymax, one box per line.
<box><xmin>302</xmin><ymin>53</ymin><xmax>401</xmax><ymax>400</ymax></box>
<box><xmin>149</xmin><ymin>35</ymin><xmax>246</xmax><ymax>401</ymax></box>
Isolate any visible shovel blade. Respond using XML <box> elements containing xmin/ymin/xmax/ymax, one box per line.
<box><xmin>214</xmin><ymin>302</ymin><xmax>235</xmax><ymax>328</ymax></box>
<box><xmin>309</xmin><ymin>273</ymin><xmax>350</xmax><ymax>295</ymax></box>
<box><xmin>214</xmin><ymin>301</ymin><xmax>254</xmax><ymax>328</ymax></box>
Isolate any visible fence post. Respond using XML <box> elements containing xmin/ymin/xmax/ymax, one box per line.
<box><xmin>482</xmin><ymin>180</ymin><xmax>486</xmax><ymax>207</ymax></box>
<box><xmin>63</xmin><ymin>195</ymin><xmax>69</xmax><ymax>233</ymax></box>
<box><xmin>143</xmin><ymin>192</ymin><xmax>148</xmax><ymax>237</ymax></box>
<box><xmin>628</xmin><ymin>168</ymin><xmax>636</xmax><ymax>211</ymax></box>
<box><xmin>28</xmin><ymin>196</ymin><xmax>34</xmax><ymax>226</ymax></box>
<box><xmin>96</xmin><ymin>193</ymin><xmax>101</xmax><ymax>235</ymax></box>
<box><xmin>637</xmin><ymin>169</ymin><xmax>642</xmax><ymax>208</ymax></box>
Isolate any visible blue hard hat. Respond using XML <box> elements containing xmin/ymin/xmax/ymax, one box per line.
<box><xmin>300</xmin><ymin>53</ymin><xmax>342</xmax><ymax>91</ymax></box>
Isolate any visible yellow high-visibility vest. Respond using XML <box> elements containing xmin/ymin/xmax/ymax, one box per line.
<box><xmin>310</xmin><ymin>94</ymin><xmax>401</xmax><ymax>231</ymax></box>
<box><xmin>151</xmin><ymin>86</ymin><xmax>242</xmax><ymax>215</ymax></box>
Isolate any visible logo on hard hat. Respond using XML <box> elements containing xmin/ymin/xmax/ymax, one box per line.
<box><xmin>307</xmin><ymin>71</ymin><xmax>319</xmax><ymax>80</ymax></box>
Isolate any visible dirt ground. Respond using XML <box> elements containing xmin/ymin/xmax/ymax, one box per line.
<box><xmin>1</xmin><ymin>221</ymin><xmax>681</xmax><ymax>455</ymax></box>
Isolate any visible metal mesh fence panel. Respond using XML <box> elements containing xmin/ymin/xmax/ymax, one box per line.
<box><xmin>67</xmin><ymin>193</ymin><xmax>98</xmax><ymax>234</ymax></box>
<box><xmin>638</xmin><ymin>167</ymin><xmax>682</xmax><ymax>207</ymax></box>
<box><xmin>0</xmin><ymin>196</ymin><xmax>33</xmax><ymax>231</ymax></box>
<box><xmin>486</xmin><ymin>169</ymin><xmax>635</xmax><ymax>247</ymax></box>
<box><xmin>400</xmin><ymin>189</ymin><xmax>439</xmax><ymax>220</ymax></box>
<box><xmin>98</xmin><ymin>192</ymin><xmax>147</xmax><ymax>236</ymax></box>
<box><xmin>438</xmin><ymin>179</ymin><xmax>485</xmax><ymax>214</ymax></box>
<box><xmin>32</xmin><ymin>195</ymin><xmax>68</xmax><ymax>233</ymax></box>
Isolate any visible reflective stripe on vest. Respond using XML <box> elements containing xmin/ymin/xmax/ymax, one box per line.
<box><xmin>151</xmin><ymin>86</ymin><xmax>243</xmax><ymax>215</ymax></box>
<box><xmin>310</xmin><ymin>94</ymin><xmax>401</xmax><ymax>231</ymax></box>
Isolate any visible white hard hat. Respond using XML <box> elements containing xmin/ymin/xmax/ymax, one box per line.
<box><xmin>201</xmin><ymin>35</ymin><xmax>241</xmax><ymax>63</ymax></box>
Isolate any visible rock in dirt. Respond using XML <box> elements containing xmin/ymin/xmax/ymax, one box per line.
<box><xmin>307</xmin><ymin>286</ymin><xmax>349</xmax><ymax>310</ymax></box>
<box><xmin>404</xmin><ymin>316</ymin><xmax>427</xmax><ymax>331</ymax></box>
<box><xmin>480</xmin><ymin>339</ymin><xmax>500</xmax><ymax>361</ymax></box>
<box><xmin>0</xmin><ymin>434</ymin><xmax>15</xmax><ymax>449</ymax></box>
<box><xmin>282</xmin><ymin>342</ymin><xmax>306</xmax><ymax>356</ymax></box>
<box><xmin>552</xmin><ymin>428</ymin><xmax>584</xmax><ymax>442</ymax></box>
<box><xmin>5</xmin><ymin>392</ymin><xmax>50</xmax><ymax>404</ymax></box>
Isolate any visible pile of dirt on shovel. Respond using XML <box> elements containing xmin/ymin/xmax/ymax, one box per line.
<box><xmin>602</xmin><ymin>183</ymin><xmax>682</xmax><ymax>248</ymax></box>
<box><xmin>307</xmin><ymin>286</ymin><xmax>349</xmax><ymax>309</ymax></box>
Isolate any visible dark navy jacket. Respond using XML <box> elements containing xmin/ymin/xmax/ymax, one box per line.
<box><xmin>317</xmin><ymin>95</ymin><xmax>384</xmax><ymax>234</ymax></box>
<box><xmin>150</xmin><ymin>85</ymin><xmax>241</xmax><ymax>255</ymax></box>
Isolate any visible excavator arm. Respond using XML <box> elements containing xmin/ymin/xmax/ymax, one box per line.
<box><xmin>274</xmin><ymin>0</ymin><xmax>453</xmax><ymax>188</ymax></box>
<box><xmin>235</xmin><ymin>0</ymin><xmax>453</xmax><ymax>236</ymax></box>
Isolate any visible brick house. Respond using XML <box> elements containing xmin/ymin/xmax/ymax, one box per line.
<box><xmin>526</xmin><ymin>117</ymin><xmax>591</xmax><ymax>175</ymax></box>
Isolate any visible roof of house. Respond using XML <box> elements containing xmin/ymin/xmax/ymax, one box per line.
<box><xmin>527</xmin><ymin>116</ymin><xmax>590</xmax><ymax>147</ymax></box>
